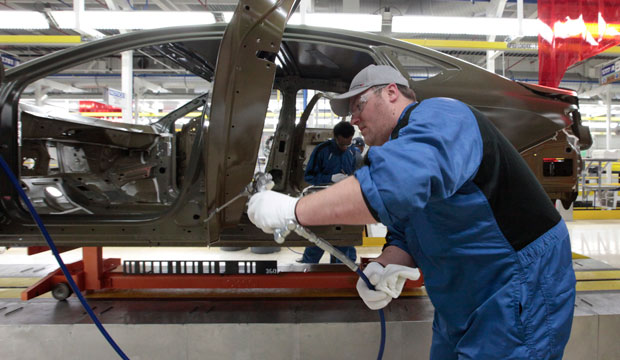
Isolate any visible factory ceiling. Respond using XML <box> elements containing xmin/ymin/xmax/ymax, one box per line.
<box><xmin>1</xmin><ymin>0</ymin><xmax>619</xmax><ymax>115</ymax></box>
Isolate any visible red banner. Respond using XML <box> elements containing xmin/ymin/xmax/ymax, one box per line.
<box><xmin>538</xmin><ymin>0</ymin><xmax>620</xmax><ymax>87</ymax></box>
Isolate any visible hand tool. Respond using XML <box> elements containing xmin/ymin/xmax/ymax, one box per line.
<box><xmin>205</xmin><ymin>172</ymin><xmax>274</xmax><ymax>222</ymax></box>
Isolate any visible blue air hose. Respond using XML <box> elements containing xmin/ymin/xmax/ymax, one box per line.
<box><xmin>275</xmin><ymin>220</ymin><xmax>386</xmax><ymax>360</ymax></box>
<box><xmin>0</xmin><ymin>155</ymin><xmax>130</xmax><ymax>360</ymax></box>
<box><xmin>356</xmin><ymin>268</ymin><xmax>386</xmax><ymax>360</ymax></box>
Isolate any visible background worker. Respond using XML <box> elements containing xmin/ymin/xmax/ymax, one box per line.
<box><xmin>248</xmin><ymin>64</ymin><xmax>576</xmax><ymax>359</ymax></box>
<box><xmin>304</xmin><ymin>121</ymin><xmax>356</xmax><ymax>186</ymax></box>
<box><xmin>301</xmin><ymin>121</ymin><xmax>357</xmax><ymax>264</ymax></box>
<box><xmin>350</xmin><ymin>136</ymin><xmax>365</xmax><ymax>169</ymax></box>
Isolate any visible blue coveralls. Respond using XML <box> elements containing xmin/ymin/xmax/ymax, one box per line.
<box><xmin>303</xmin><ymin>139</ymin><xmax>357</xmax><ymax>263</ymax></box>
<box><xmin>355</xmin><ymin>98</ymin><xmax>576</xmax><ymax>359</ymax></box>
<box><xmin>304</xmin><ymin>139</ymin><xmax>356</xmax><ymax>186</ymax></box>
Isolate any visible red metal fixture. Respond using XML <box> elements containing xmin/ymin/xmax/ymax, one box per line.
<box><xmin>21</xmin><ymin>247</ymin><xmax>424</xmax><ymax>300</ymax></box>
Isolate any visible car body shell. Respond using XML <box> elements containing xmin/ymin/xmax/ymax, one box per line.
<box><xmin>0</xmin><ymin>0</ymin><xmax>591</xmax><ymax>247</ymax></box>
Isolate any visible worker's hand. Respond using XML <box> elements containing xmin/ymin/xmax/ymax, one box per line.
<box><xmin>356</xmin><ymin>262</ymin><xmax>420</xmax><ymax>310</ymax></box>
<box><xmin>247</xmin><ymin>190</ymin><xmax>299</xmax><ymax>234</ymax></box>
<box><xmin>357</xmin><ymin>262</ymin><xmax>392</xmax><ymax>309</ymax></box>
<box><xmin>331</xmin><ymin>173</ymin><xmax>348</xmax><ymax>183</ymax></box>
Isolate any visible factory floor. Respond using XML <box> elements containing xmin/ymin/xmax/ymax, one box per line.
<box><xmin>0</xmin><ymin>219</ymin><xmax>619</xmax><ymax>359</ymax></box>
<box><xmin>566</xmin><ymin>219</ymin><xmax>620</xmax><ymax>268</ymax></box>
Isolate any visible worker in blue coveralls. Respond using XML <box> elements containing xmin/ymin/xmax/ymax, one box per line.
<box><xmin>248</xmin><ymin>64</ymin><xmax>576</xmax><ymax>359</ymax></box>
<box><xmin>304</xmin><ymin>121</ymin><xmax>356</xmax><ymax>186</ymax></box>
<box><xmin>301</xmin><ymin>121</ymin><xmax>357</xmax><ymax>264</ymax></box>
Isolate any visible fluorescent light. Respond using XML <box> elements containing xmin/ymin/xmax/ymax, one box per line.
<box><xmin>582</xmin><ymin>121</ymin><xmax>618</xmax><ymax>129</ymax></box>
<box><xmin>223</xmin><ymin>12</ymin><xmax>234</xmax><ymax>23</ymax></box>
<box><xmin>392</xmin><ymin>16</ymin><xmax>540</xmax><ymax>37</ymax></box>
<box><xmin>223</xmin><ymin>12</ymin><xmax>381</xmax><ymax>32</ymax></box>
<box><xmin>51</xmin><ymin>11</ymin><xmax>216</xmax><ymax>30</ymax></box>
<box><xmin>0</xmin><ymin>11</ymin><xmax>49</xmax><ymax>29</ymax></box>
<box><xmin>291</xmin><ymin>13</ymin><xmax>382</xmax><ymax>32</ymax></box>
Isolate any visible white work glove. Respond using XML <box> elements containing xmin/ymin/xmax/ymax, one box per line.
<box><xmin>331</xmin><ymin>173</ymin><xmax>348</xmax><ymax>183</ymax></box>
<box><xmin>247</xmin><ymin>190</ymin><xmax>299</xmax><ymax>234</ymax></box>
<box><xmin>356</xmin><ymin>262</ymin><xmax>421</xmax><ymax>310</ymax></box>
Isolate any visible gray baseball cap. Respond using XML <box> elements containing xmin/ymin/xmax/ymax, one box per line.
<box><xmin>330</xmin><ymin>65</ymin><xmax>409</xmax><ymax>117</ymax></box>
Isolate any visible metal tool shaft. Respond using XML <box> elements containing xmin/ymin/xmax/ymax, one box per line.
<box><xmin>274</xmin><ymin>219</ymin><xmax>358</xmax><ymax>272</ymax></box>
<box><xmin>293</xmin><ymin>224</ymin><xmax>358</xmax><ymax>271</ymax></box>
<box><xmin>205</xmin><ymin>172</ymin><xmax>273</xmax><ymax>222</ymax></box>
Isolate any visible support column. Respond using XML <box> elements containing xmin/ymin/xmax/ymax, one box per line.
<box><xmin>34</xmin><ymin>84</ymin><xmax>47</xmax><ymax>107</ymax></box>
<box><xmin>486</xmin><ymin>52</ymin><xmax>496</xmax><ymax>73</ymax></box>
<box><xmin>485</xmin><ymin>0</ymin><xmax>507</xmax><ymax>73</ymax></box>
<box><xmin>73</xmin><ymin>0</ymin><xmax>104</xmax><ymax>38</ymax></box>
<box><xmin>134</xmin><ymin>87</ymin><xmax>145</xmax><ymax>124</ymax></box>
<box><xmin>517</xmin><ymin>0</ymin><xmax>524</xmax><ymax>38</ymax></box>
<box><xmin>606</xmin><ymin>86</ymin><xmax>612</xmax><ymax>150</ymax></box>
<box><xmin>122</xmin><ymin>50</ymin><xmax>134</xmax><ymax>123</ymax></box>
<box><xmin>73</xmin><ymin>0</ymin><xmax>85</xmax><ymax>32</ymax></box>
<box><xmin>299</xmin><ymin>0</ymin><xmax>309</xmax><ymax>25</ymax></box>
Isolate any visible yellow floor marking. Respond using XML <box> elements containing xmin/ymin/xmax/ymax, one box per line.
<box><xmin>576</xmin><ymin>280</ymin><xmax>620</xmax><ymax>291</ymax></box>
<box><xmin>0</xmin><ymin>277</ymin><xmax>40</xmax><ymax>287</ymax></box>
<box><xmin>0</xmin><ymin>288</ymin><xmax>52</xmax><ymax>299</ymax></box>
<box><xmin>575</xmin><ymin>270</ymin><xmax>620</xmax><ymax>281</ymax></box>
<box><xmin>573</xmin><ymin>210</ymin><xmax>620</xmax><ymax>220</ymax></box>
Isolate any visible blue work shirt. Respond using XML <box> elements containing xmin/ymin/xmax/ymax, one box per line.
<box><xmin>304</xmin><ymin>138</ymin><xmax>355</xmax><ymax>185</ymax></box>
<box><xmin>355</xmin><ymin>98</ymin><xmax>575</xmax><ymax>359</ymax></box>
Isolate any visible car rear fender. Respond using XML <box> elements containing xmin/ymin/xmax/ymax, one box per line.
<box><xmin>517</xmin><ymin>81</ymin><xmax>592</xmax><ymax>150</ymax></box>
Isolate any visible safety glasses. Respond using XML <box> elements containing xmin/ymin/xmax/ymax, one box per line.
<box><xmin>348</xmin><ymin>85</ymin><xmax>386</xmax><ymax>118</ymax></box>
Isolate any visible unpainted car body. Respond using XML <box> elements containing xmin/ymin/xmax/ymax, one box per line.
<box><xmin>0</xmin><ymin>0</ymin><xmax>591</xmax><ymax>248</ymax></box>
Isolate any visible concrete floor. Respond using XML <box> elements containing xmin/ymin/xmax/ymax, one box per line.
<box><xmin>567</xmin><ymin>219</ymin><xmax>620</xmax><ymax>268</ymax></box>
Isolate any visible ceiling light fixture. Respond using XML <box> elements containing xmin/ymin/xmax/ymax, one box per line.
<box><xmin>51</xmin><ymin>11</ymin><xmax>216</xmax><ymax>30</ymax></box>
<box><xmin>222</xmin><ymin>12</ymin><xmax>382</xmax><ymax>32</ymax></box>
<box><xmin>392</xmin><ymin>16</ymin><xmax>540</xmax><ymax>37</ymax></box>
<box><xmin>289</xmin><ymin>13</ymin><xmax>382</xmax><ymax>32</ymax></box>
<box><xmin>0</xmin><ymin>11</ymin><xmax>49</xmax><ymax>29</ymax></box>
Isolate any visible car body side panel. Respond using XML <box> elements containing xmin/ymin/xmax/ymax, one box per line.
<box><xmin>204</xmin><ymin>0</ymin><xmax>296</xmax><ymax>242</ymax></box>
